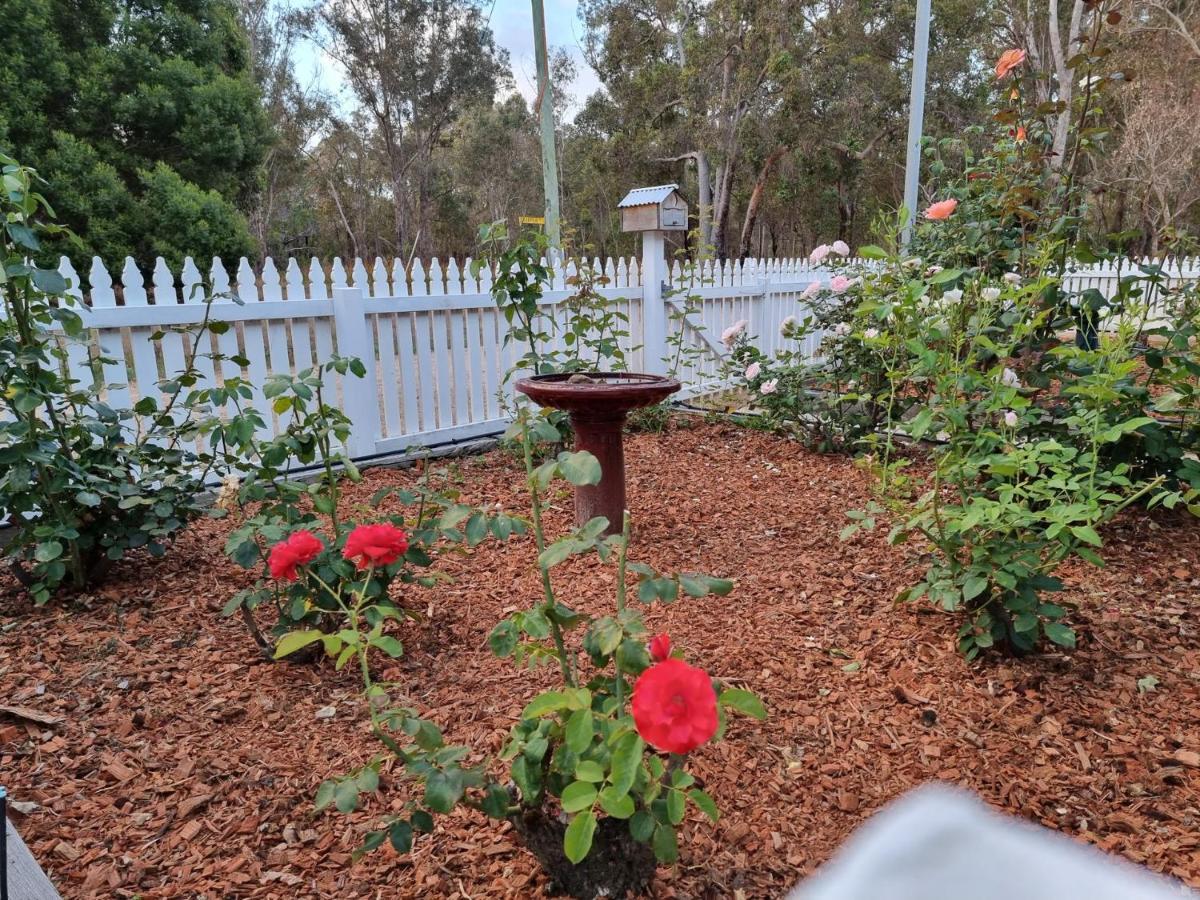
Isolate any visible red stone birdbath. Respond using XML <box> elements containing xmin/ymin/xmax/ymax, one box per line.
<box><xmin>515</xmin><ymin>372</ymin><xmax>681</xmax><ymax>536</ymax></box>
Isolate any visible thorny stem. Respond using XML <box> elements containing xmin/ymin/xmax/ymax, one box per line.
<box><xmin>314</xmin><ymin>379</ymin><xmax>342</xmax><ymax>537</ymax></box>
<box><xmin>614</xmin><ymin>510</ymin><xmax>631</xmax><ymax>713</ymax></box>
<box><xmin>520</xmin><ymin>417</ymin><xmax>575</xmax><ymax>686</ymax></box>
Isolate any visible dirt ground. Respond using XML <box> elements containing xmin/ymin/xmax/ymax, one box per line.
<box><xmin>2</xmin><ymin>419</ymin><xmax>1199</xmax><ymax>898</ymax></box>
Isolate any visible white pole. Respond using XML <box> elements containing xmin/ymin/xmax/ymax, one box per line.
<box><xmin>531</xmin><ymin>0</ymin><xmax>562</xmax><ymax>258</ymax></box>
<box><xmin>901</xmin><ymin>0</ymin><xmax>932</xmax><ymax>248</ymax></box>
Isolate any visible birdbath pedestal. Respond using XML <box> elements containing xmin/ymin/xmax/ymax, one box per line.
<box><xmin>515</xmin><ymin>373</ymin><xmax>681</xmax><ymax>536</ymax></box>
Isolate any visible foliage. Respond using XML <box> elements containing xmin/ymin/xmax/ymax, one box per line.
<box><xmin>0</xmin><ymin>155</ymin><xmax>227</xmax><ymax>602</ymax></box>
<box><xmin>734</xmin><ymin>32</ymin><xmax>1200</xmax><ymax>657</ymax></box>
<box><xmin>212</xmin><ymin>353</ymin><xmax>526</xmax><ymax>651</ymax></box>
<box><xmin>272</xmin><ymin>408</ymin><xmax>763</xmax><ymax>876</ymax></box>
<box><xmin>0</xmin><ymin>0</ymin><xmax>268</xmax><ymax>269</ymax></box>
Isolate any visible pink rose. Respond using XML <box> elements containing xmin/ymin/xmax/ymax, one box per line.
<box><xmin>830</xmin><ymin>275</ymin><xmax>852</xmax><ymax>294</ymax></box>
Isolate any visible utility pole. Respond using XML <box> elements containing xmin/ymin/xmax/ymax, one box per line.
<box><xmin>531</xmin><ymin>0</ymin><xmax>562</xmax><ymax>257</ymax></box>
<box><xmin>901</xmin><ymin>0</ymin><xmax>932</xmax><ymax>248</ymax></box>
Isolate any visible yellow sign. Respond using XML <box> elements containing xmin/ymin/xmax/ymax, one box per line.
<box><xmin>519</xmin><ymin>216</ymin><xmax>546</xmax><ymax>226</ymax></box>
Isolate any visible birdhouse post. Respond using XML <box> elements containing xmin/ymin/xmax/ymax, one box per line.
<box><xmin>619</xmin><ymin>185</ymin><xmax>689</xmax><ymax>374</ymax></box>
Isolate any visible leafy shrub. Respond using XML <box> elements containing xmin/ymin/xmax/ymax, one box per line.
<box><xmin>215</xmin><ymin>355</ymin><xmax>527</xmax><ymax>652</ymax></box>
<box><xmin>0</xmin><ymin>153</ymin><xmax>224</xmax><ymax>602</ymax></box>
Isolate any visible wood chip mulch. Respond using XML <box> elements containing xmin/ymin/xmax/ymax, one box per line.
<box><xmin>2</xmin><ymin>420</ymin><xmax>1200</xmax><ymax>898</ymax></box>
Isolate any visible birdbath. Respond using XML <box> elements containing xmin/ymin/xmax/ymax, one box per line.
<box><xmin>516</xmin><ymin>372</ymin><xmax>680</xmax><ymax>536</ymax></box>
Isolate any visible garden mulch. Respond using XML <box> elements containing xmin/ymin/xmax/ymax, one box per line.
<box><xmin>2</xmin><ymin>419</ymin><xmax>1200</xmax><ymax>899</ymax></box>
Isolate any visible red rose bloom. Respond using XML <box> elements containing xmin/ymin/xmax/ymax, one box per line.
<box><xmin>268</xmin><ymin>530</ymin><xmax>324</xmax><ymax>581</ymax></box>
<box><xmin>648</xmin><ymin>633</ymin><xmax>671</xmax><ymax>662</ymax></box>
<box><xmin>343</xmin><ymin>523</ymin><xmax>409</xmax><ymax>569</ymax></box>
<box><xmin>631</xmin><ymin>658</ymin><xmax>718</xmax><ymax>755</ymax></box>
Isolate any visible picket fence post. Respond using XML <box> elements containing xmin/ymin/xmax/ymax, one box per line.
<box><xmin>639</xmin><ymin>232</ymin><xmax>668</xmax><ymax>374</ymax></box>
<box><xmin>331</xmin><ymin>285</ymin><xmax>381</xmax><ymax>457</ymax></box>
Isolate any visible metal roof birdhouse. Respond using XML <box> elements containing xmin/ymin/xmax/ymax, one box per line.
<box><xmin>618</xmin><ymin>184</ymin><xmax>688</xmax><ymax>232</ymax></box>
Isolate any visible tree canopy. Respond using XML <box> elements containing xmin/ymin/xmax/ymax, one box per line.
<box><xmin>0</xmin><ymin>0</ymin><xmax>270</xmax><ymax>268</ymax></box>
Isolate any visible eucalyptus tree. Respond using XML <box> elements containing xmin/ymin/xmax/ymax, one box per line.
<box><xmin>304</xmin><ymin>0</ymin><xmax>510</xmax><ymax>258</ymax></box>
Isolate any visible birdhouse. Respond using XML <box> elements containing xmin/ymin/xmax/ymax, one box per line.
<box><xmin>618</xmin><ymin>184</ymin><xmax>688</xmax><ymax>232</ymax></box>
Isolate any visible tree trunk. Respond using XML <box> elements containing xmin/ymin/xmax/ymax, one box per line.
<box><xmin>737</xmin><ymin>146</ymin><xmax>787</xmax><ymax>259</ymax></box>
<box><xmin>1048</xmin><ymin>0</ymin><xmax>1086</xmax><ymax>172</ymax></box>
<box><xmin>697</xmin><ymin>151</ymin><xmax>713</xmax><ymax>250</ymax></box>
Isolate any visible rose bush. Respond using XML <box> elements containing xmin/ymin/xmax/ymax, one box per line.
<box><xmin>734</xmin><ymin>25</ymin><xmax>1200</xmax><ymax>657</ymax></box>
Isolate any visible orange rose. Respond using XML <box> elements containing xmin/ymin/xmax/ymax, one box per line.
<box><xmin>923</xmin><ymin>199</ymin><xmax>958</xmax><ymax>221</ymax></box>
<box><xmin>995</xmin><ymin>48</ymin><xmax>1027</xmax><ymax>80</ymax></box>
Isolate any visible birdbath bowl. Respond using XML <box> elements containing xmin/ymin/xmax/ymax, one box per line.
<box><xmin>516</xmin><ymin>372</ymin><xmax>681</xmax><ymax>536</ymax></box>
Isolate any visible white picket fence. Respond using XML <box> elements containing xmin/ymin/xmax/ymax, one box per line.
<box><xmin>42</xmin><ymin>251</ymin><xmax>1200</xmax><ymax>464</ymax></box>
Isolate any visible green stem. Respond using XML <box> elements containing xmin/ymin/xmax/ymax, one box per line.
<box><xmin>520</xmin><ymin>417</ymin><xmax>575</xmax><ymax>686</ymax></box>
<box><xmin>614</xmin><ymin>510</ymin><xmax>631</xmax><ymax>713</ymax></box>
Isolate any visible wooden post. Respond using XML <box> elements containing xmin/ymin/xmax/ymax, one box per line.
<box><xmin>640</xmin><ymin>231</ymin><xmax>668</xmax><ymax>374</ymax></box>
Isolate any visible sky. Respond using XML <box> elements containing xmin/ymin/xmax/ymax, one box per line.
<box><xmin>293</xmin><ymin>0</ymin><xmax>604</xmax><ymax>120</ymax></box>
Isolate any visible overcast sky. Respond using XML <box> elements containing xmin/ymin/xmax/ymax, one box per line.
<box><xmin>293</xmin><ymin>0</ymin><xmax>604</xmax><ymax>119</ymax></box>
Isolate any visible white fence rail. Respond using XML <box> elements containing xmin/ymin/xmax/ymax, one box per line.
<box><xmin>39</xmin><ymin>252</ymin><xmax>1200</xmax><ymax>463</ymax></box>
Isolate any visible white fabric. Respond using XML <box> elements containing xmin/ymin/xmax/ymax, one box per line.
<box><xmin>790</xmin><ymin>784</ymin><xmax>1194</xmax><ymax>900</ymax></box>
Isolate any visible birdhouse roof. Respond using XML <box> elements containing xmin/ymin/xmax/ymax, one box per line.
<box><xmin>618</xmin><ymin>184</ymin><xmax>681</xmax><ymax>208</ymax></box>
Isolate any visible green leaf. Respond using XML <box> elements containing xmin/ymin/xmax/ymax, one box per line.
<box><xmin>858</xmin><ymin>244</ymin><xmax>888</xmax><ymax>260</ymax></box>
<box><xmin>489</xmin><ymin>620</ymin><xmax>519</xmax><ymax>657</ymax></box>
<box><xmin>565</xmin><ymin>709</ymin><xmax>594</xmax><ymax>754</ymax></box>
<box><xmin>31</xmin><ymin>267</ymin><xmax>67</xmax><ymax>295</ymax></box>
<box><xmin>575</xmin><ymin>760</ymin><xmax>605</xmax><ymax>782</ymax></box>
<box><xmin>557</xmin><ymin>450</ymin><xmax>602</xmax><ymax>486</ymax></box>
<box><xmin>962</xmin><ymin>576</ymin><xmax>988</xmax><ymax>602</ymax></box>
<box><xmin>1044</xmin><ymin>622</ymin><xmax>1077</xmax><ymax>648</ymax></box>
<box><xmin>652</xmin><ymin>823</ymin><xmax>679</xmax><ymax>863</ymax></box>
<box><xmin>719</xmin><ymin>688</ymin><xmax>767</xmax><ymax>720</ymax></box>
<box><xmin>688</xmin><ymin>788</ymin><xmax>719</xmax><ymax>823</ymax></box>
<box><xmin>608</xmin><ymin>732</ymin><xmax>644</xmax><ymax>796</ymax></box>
<box><xmin>424</xmin><ymin>770</ymin><xmax>464</xmax><ymax>813</ymax></box>
<box><xmin>482</xmin><ymin>783</ymin><xmax>511</xmax><ymax>819</ymax></box>
<box><xmin>273</xmin><ymin>629</ymin><xmax>324</xmax><ymax>659</ymax></box>
<box><xmin>629</xmin><ymin>810</ymin><xmax>655</xmax><ymax>842</ymax></box>
<box><xmin>388</xmin><ymin>820</ymin><xmax>413</xmax><ymax>853</ymax></box>
<box><xmin>563</xmin><ymin>810</ymin><xmax>597</xmax><ymax>864</ymax></box>
<box><xmin>598</xmin><ymin>786</ymin><xmax>635</xmax><ymax>819</ymax></box>
<box><xmin>314</xmin><ymin>780</ymin><xmax>337</xmax><ymax>811</ymax></box>
<box><xmin>522</xmin><ymin>691</ymin><xmax>569</xmax><ymax>720</ymax></box>
<box><xmin>465</xmin><ymin>512</ymin><xmax>489</xmax><ymax>546</ymax></box>
<box><xmin>370</xmin><ymin>635</ymin><xmax>404</xmax><ymax>658</ymax></box>
<box><xmin>666</xmin><ymin>788</ymin><xmax>685</xmax><ymax>825</ymax></box>
<box><xmin>1069</xmin><ymin>525</ymin><xmax>1103</xmax><ymax>547</ymax></box>
<box><xmin>561</xmin><ymin>781</ymin><xmax>598</xmax><ymax>813</ymax></box>
<box><xmin>334</xmin><ymin>779</ymin><xmax>359</xmax><ymax>813</ymax></box>
<box><xmin>34</xmin><ymin>541</ymin><xmax>63</xmax><ymax>563</ymax></box>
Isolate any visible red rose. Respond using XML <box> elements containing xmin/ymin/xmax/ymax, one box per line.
<box><xmin>343</xmin><ymin>523</ymin><xmax>409</xmax><ymax>570</ymax></box>
<box><xmin>631</xmin><ymin>659</ymin><xmax>718</xmax><ymax>755</ymax></box>
<box><xmin>648</xmin><ymin>633</ymin><xmax>671</xmax><ymax>662</ymax></box>
<box><xmin>268</xmin><ymin>530</ymin><xmax>324</xmax><ymax>581</ymax></box>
